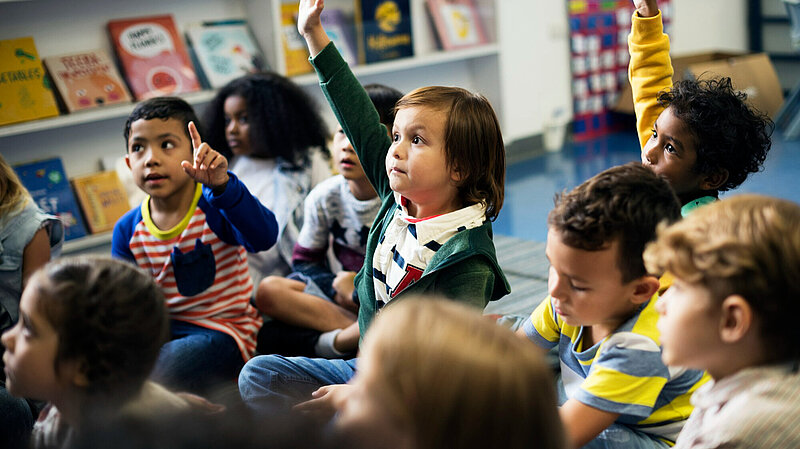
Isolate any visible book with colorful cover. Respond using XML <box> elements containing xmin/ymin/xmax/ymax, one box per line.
<box><xmin>107</xmin><ymin>14</ymin><xmax>200</xmax><ymax>100</ymax></box>
<box><xmin>43</xmin><ymin>49</ymin><xmax>132</xmax><ymax>112</ymax></box>
<box><xmin>280</xmin><ymin>2</ymin><xmax>314</xmax><ymax>76</ymax></box>
<box><xmin>356</xmin><ymin>0</ymin><xmax>413</xmax><ymax>63</ymax></box>
<box><xmin>71</xmin><ymin>171</ymin><xmax>131</xmax><ymax>234</ymax></box>
<box><xmin>0</xmin><ymin>37</ymin><xmax>60</xmax><ymax>126</ymax></box>
<box><xmin>426</xmin><ymin>0</ymin><xmax>488</xmax><ymax>50</ymax></box>
<box><xmin>185</xmin><ymin>19</ymin><xmax>266</xmax><ymax>89</ymax></box>
<box><xmin>321</xmin><ymin>9</ymin><xmax>359</xmax><ymax>66</ymax></box>
<box><xmin>13</xmin><ymin>158</ymin><xmax>87</xmax><ymax>241</ymax></box>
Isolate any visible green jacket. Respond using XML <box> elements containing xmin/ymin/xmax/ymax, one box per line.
<box><xmin>310</xmin><ymin>43</ymin><xmax>510</xmax><ymax>336</ymax></box>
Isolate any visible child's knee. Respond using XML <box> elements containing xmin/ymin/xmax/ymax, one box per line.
<box><xmin>255</xmin><ymin>276</ymin><xmax>286</xmax><ymax>313</ymax></box>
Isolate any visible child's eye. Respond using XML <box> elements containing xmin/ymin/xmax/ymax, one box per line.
<box><xmin>570</xmin><ymin>283</ymin><xmax>588</xmax><ymax>292</ymax></box>
<box><xmin>238</xmin><ymin>115</ymin><xmax>248</xmax><ymax>125</ymax></box>
<box><xmin>664</xmin><ymin>144</ymin><xmax>676</xmax><ymax>154</ymax></box>
<box><xmin>650</xmin><ymin>128</ymin><xmax>657</xmax><ymax>139</ymax></box>
<box><xmin>130</xmin><ymin>144</ymin><xmax>143</xmax><ymax>153</ymax></box>
<box><xmin>392</xmin><ymin>133</ymin><xmax>400</xmax><ymax>142</ymax></box>
<box><xmin>411</xmin><ymin>136</ymin><xmax>422</xmax><ymax>144</ymax></box>
<box><xmin>162</xmin><ymin>141</ymin><xmax>176</xmax><ymax>150</ymax></box>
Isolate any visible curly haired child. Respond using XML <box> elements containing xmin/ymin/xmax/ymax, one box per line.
<box><xmin>2</xmin><ymin>257</ymin><xmax>193</xmax><ymax>449</ymax></box>
<box><xmin>203</xmin><ymin>73</ymin><xmax>332</xmax><ymax>284</ymax></box>
<box><xmin>629</xmin><ymin>0</ymin><xmax>772</xmax><ymax>215</ymax></box>
<box><xmin>644</xmin><ymin>195</ymin><xmax>800</xmax><ymax>448</ymax></box>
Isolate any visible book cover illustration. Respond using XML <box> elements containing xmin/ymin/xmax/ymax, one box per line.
<box><xmin>321</xmin><ymin>9</ymin><xmax>359</xmax><ymax>66</ymax></box>
<box><xmin>185</xmin><ymin>20</ymin><xmax>266</xmax><ymax>89</ymax></box>
<box><xmin>108</xmin><ymin>14</ymin><xmax>200</xmax><ymax>100</ymax></box>
<box><xmin>356</xmin><ymin>0</ymin><xmax>413</xmax><ymax>63</ymax></box>
<box><xmin>0</xmin><ymin>37</ymin><xmax>60</xmax><ymax>126</ymax></box>
<box><xmin>426</xmin><ymin>0</ymin><xmax>488</xmax><ymax>50</ymax></box>
<box><xmin>71</xmin><ymin>171</ymin><xmax>131</xmax><ymax>234</ymax></box>
<box><xmin>43</xmin><ymin>49</ymin><xmax>132</xmax><ymax>112</ymax></box>
<box><xmin>13</xmin><ymin>158</ymin><xmax>87</xmax><ymax>241</ymax></box>
<box><xmin>280</xmin><ymin>2</ymin><xmax>313</xmax><ymax>76</ymax></box>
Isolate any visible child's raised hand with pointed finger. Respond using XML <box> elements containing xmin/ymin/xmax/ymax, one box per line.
<box><xmin>633</xmin><ymin>0</ymin><xmax>658</xmax><ymax>17</ymax></box>
<box><xmin>181</xmin><ymin>121</ymin><xmax>229</xmax><ymax>192</ymax></box>
<box><xmin>298</xmin><ymin>0</ymin><xmax>332</xmax><ymax>57</ymax></box>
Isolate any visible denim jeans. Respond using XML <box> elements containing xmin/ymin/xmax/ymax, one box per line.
<box><xmin>580</xmin><ymin>424</ymin><xmax>671</xmax><ymax>449</ymax></box>
<box><xmin>238</xmin><ymin>355</ymin><xmax>358</xmax><ymax>416</ymax></box>
<box><xmin>151</xmin><ymin>320</ymin><xmax>244</xmax><ymax>394</ymax></box>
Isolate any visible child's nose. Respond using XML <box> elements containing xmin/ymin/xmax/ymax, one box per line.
<box><xmin>1</xmin><ymin>327</ymin><xmax>14</xmax><ymax>351</ymax></box>
<box><xmin>547</xmin><ymin>269</ymin><xmax>566</xmax><ymax>300</ymax></box>
<box><xmin>227</xmin><ymin>120</ymin><xmax>238</xmax><ymax>135</ymax></box>
<box><xmin>643</xmin><ymin>144</ymin><xmax>659</xmax><ymax>166</ymax></box>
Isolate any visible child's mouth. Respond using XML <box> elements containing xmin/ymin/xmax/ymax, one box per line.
<box><xmin>145</xmin><ymin>174</ymin><xmax>167</xmax><ymax>183</ymax></box>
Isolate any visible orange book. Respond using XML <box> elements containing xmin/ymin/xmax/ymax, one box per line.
<box><xmin>108</xmin><ymin>15</ymin><xmax>200</xmax><ymax>100</ymax></box>
<box><xmin>71</xmin><ymin>171</ymin><xmax>131</xmax><ymax>234</ymax></box>
<box><xmin>44</xmin><ymin>49</ymin><xmax>132</xmax><ymax>112</ymax></box>
<box><xmin>280</xmin><ymin>2</ymin><xmax>313</xmax><ymax>76</ymax></box>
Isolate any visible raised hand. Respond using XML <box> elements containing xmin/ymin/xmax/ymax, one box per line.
<box><xmin>297</xmin><ymin>0</ymin><xmax>331</xmax><ymax>56</ymax></box>
<box><xmin>181</xmin><ymin>121</ymin><xmax>229</xmax><ymax>191</ymax></box>
<box><xmin>633</xmin><ymin>0</ymin><xmax>658</xmax><ymax>18</ymax></box>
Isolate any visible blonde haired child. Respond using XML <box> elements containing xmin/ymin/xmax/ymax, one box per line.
<box><xmin>1</xmin><ymin>154</ymin><xmax>63</xmax><ymax>449</ymax></box>
<box><xmin>336</xmin><ymin>297</ymin><xmax>565</xmax><ymax>449</ymax></box>
<box><xmin>2</xmin><ymin>257</ymin><xmax>192</xmax><ymax>449</ymax></box>
<box><xmin>238</xmin><ymin>0</ymin><xmax>509</xmax><ymax>414</ymax></box>
<box><xmin>644</xmin><ymin>195</ymin><xmax>800</xmax><ymax>448</ymax></box>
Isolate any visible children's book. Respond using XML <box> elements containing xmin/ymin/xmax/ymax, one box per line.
<box><xmin>280</xmin><ymin>2</ymin><xmax>314</xmax><ymax>76</ymax></box>
<box><xmin>13</xmin><ymin>158</ymin><xmax>87</xmax><ymax>241</ymax></box>
<box><xmin>43</xmin><ymin>49</ymin><xmax>132</xmax><ymax>112</ymax></box>
<box><xmin>107</xmin><ymin>15</ymin><xmax>200</xmax><ymax>100</ymax></box>
<box><xmin>0</xmin><ymin>37</ymin><xmax>60</xmax><ymax>126</ymax></box>
<box><xmin>355</xmin><ymin>0</ymin><xmax>413</xmax><ymax>63</ymax></box>
<box><xmin>71</xmin><ymin>171</ymin><xmax>131</xmax><ymax>234</ymax></box>
<box><xmin>185</xmin><ymin>19</ymin><xmax>266</xmax><ymax>89</ymax></box>
<box><xmin>321</xmin><ymin>8</ymin><xmax>359</xmax><ymax>66</ymax></box>
<box><xmin>426</xmin><ymin>0</ymin><xmax>488</xmax><ymax>50</ymax></box>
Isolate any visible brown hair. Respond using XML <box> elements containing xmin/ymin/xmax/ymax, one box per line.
<box><xmin>0</xmin><ymin>153</ymin><xmax>31</xmax><ymax>219</ymax></box>
<box><xmin>644</xmin><ymin>194</ymin><xmax>800</xmax><ymax>361</ymax></box>
<box><xmin>548</xmin><ymin>162</ymin><xmax>681</xmax><ymax>282</ymax></box>
<box><xmin>361</xmin><ymin>297</ymin><xmax>565</xmax><ymax>449</ymax></box>
<box><xmin>33</xmin><ymin>257</ymin><xmax>168</xmax><ymax>404</ymax></box>
<box><xmin>395</xmin><ymin>86</ymin><xmax>505</xmax><ymax>220</ymax></box>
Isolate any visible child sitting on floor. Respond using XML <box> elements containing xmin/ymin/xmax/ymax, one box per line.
<box><xmin>237</xmin><ymin>0</ymin><xmax>510</xmax><ymax>415</ymax></box>
<box><xmin>1</xmin><ymin>257</ymin><xmax>193</xmax><ymax>449</ymax></box>
<box><xmin>256</xmin><ymin>83</ymin><xmax>403</xmax><ymax>359</ymax></box>
<box><xmin>337</xmin><ymin>297</ymin><xmax>565</xmax><ymax>449</ymax></box>
<box><xmin>517</xmin><ymin>163</ymin><xmax>709</xmax><ymax>449</ymax></box>
<box><xmin>644</xmin><ymin>194</ymin><xmax>800</xmax><ymax>449</ymax></box>
<box><xmin>112</xmin><ymin>97</ymin><xmax>278</xmax><ymax>394</ymax></box>
<box><xmin>629</xmin><ymin>0</ymin><xmax>772</xmax><ymax>215</ymax></box>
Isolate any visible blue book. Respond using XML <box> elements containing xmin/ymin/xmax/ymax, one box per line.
<box><xmin>185</xmin><ymin>19</ymin><xmax>267</xmax><ymax>89</ymax></box>
<box><xmin>357</xmin><ymin>0</ymin><xmax>413</xmax><ymax>63</ymax></box>
<box><xmin>14</xmin><ymin>158</ymin><xmax>87</xmax><ymax>241</ymax></box>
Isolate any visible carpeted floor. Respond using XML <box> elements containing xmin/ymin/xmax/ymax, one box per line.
<box><xmin>484</xmin><ymin>234</ymin><xmax>549</xmax><ymax>318</ymax></box>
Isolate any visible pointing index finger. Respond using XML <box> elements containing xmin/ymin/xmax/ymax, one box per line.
<box><xmin>188</xmin><ymin>121</ymin><xmax>202</xmax><ymax>152</ymax></box>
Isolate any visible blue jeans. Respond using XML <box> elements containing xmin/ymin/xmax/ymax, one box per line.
<box><xmin>238</xmin><ymin>355</ymin><xmax>358</xmax><ymax>416</ymax></box>
<box><xmin>580</xmin><ymin>425</ymin><xmax>671</xmax><ymax>449</ymax></box>
<box><xmin>151</xmin><ymin>320</ymin><xmax>244</xmax><ymax>394</ymax></box>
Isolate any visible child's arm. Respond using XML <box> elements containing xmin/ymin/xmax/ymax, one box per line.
<box><xmin>291</xmin><ymin>184</ymin><xmax>336</xmax><ymax>295</ymax></box>
<box><xmin>629</xmin><ymin>0</ymin><xmax>673</xmax><ymax>150</ymax></box>
<box><xmin>185</xmin><ymin>122</ymin><xmax>279</xmax><ymax>252</ymax></box>
<box><xmin>298</xmin><ymin>0</ymin><xmax>393</xmax><ymax>199</ymax></box>
<box><xmin>561</xmin><ymin>400</ymin><xmax>621</xmax><ymax>448</ymax></box>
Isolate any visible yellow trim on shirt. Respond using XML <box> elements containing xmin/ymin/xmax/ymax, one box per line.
<box><xmin>141</xmin><ymin>183</ymin><xmax>202</xmax><ymax>240</ymax></box>
<box><xmin>581</xmin><ymin>365</ymin><xmax>668</xmax><ymax>408</ymax></box>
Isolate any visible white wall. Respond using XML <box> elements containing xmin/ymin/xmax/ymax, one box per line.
<box><xmin>670</xmin><ymin>0</ymin><xmax>748</xmax><ymax>54</ymax></box>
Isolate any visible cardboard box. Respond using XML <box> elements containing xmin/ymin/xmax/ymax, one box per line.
<box><xmin>615</xmin><ymin>51</ymin><xmax>784</xmax><ymax>118</ymax></box>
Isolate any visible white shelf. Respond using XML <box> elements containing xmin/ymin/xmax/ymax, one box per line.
<box><xmin>0</xmin><ymin>44</ymin><xmax>499</xmax><ymax>139</ymax></box>
<box><xmin>62</xmin><ymin>231</ymin><xmax>113</xmax><ymax>254</ymax></box>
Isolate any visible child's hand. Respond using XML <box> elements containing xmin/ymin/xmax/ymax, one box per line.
<box><xmin>297</xmin><ymin>0</ymin><xmax>332</xmax><ymax>56</ymax></box>
<box><xmin>332</xmin><ymin>271</ymin><xmax>358</xmax><ymax>313</ymax></box>
<box><xmin>633</xmin><ymin>0</ymin><xmax>658</xmax><ymax>17</ymax></box>
<box><xmin>182</xmin><ymin>121</ymin><xmax>230</xmax><ymax>192</ymax></box>
<box><xmin>293</xmin><ymin>384</ymin><xmax>352</xmax><ymax>420</ymax></box>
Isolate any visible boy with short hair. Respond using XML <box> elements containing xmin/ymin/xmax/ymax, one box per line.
<box><xmin>112</xmin><ymin>97</ymin><xmax>278</xmax><ymax>394</ymax></box>
<box><xmin>644</xmin><ymin>195</ymin><xmax>800</xmax><ymax>449</ymax></box>
<box><xmin>518</xmin><ymin>163</ymin><xmax>709</xmax><ymax>449</ymax></box>
<box><xmin>629</xmin><ymin>0</ymin><xmax>772</xmax><ymax>215</ymax></box>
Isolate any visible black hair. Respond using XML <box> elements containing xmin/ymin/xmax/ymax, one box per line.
<box><xmin>658</xmin><ymin>77</ymin><xmax>773</xmax><ymax>191</ymax></box>
<box><xmin>363</xmin><ymin>83</ymin><xmax>403</xmax><ymax>128</ymax></box>
<box><xmin>203</xmin><ymin>72</ymin><xmax>329</xmax><ymax>165</ymax></box>
<box><xmin>123</xmin><ymin>97</ymin><xmax>201</xmax><ymax>152</ymax></box>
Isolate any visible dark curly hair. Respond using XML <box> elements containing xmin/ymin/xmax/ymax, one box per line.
<box><xmin>658</xmin><ymin>77</ymin><xmax>773</xmax><ymax>191</ymax></box>
<box><xmin>548</xmin><ymin>163</ymin><xmax>681</xmax><ymax>282</ymax></box>
<box><xmin>123</xmin><ymin>97</ymin><xmax>201</xmax><ymax>153</ymax></box>
<box><xmin>203</xmin><ymin>73</ymin><xmax>329</xmax><ymax>165</ymax></box>
<box><xmin>33</xmin><ymin>257</ymin><xmax>168</xmax><ymax>404</ymax></box>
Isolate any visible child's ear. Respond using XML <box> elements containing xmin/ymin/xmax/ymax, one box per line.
<box><xmin>450</xmin><ymin>166</ymin><xmax>464</xmax><ymax>183</ymax></box>
<box><xmin>719</xmin><ymin>295</ymin><xmax>753</xmax><ymax>344</ymax></box>
<box><xmin>700</xmin><ymin>169</ymin><xmax>729</xmax><ymax>191</ymax></box>
<box><xmin>125</xmin><ymin>155</ymin><xmax>131</xmax><ymax>170</ymax></box>
<box><xmin>61</xmin><ymin>359</ymin><xmax>90</xmax><ymax>388</ymax></box>
<box><xmin>630</xmin><ymin>275</ymin><xmax>660</xmax><ymax>304</ymax></box>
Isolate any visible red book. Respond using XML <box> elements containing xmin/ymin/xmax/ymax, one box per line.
<box><xmin>43</xmin><ymin>49</ymin><xmax>132</xmax><ymax>112</ymax></box>
<box><xmin>108</xmin><ymin>14</ymin><xmax>200</xmax><ymax>100</ymax></box>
